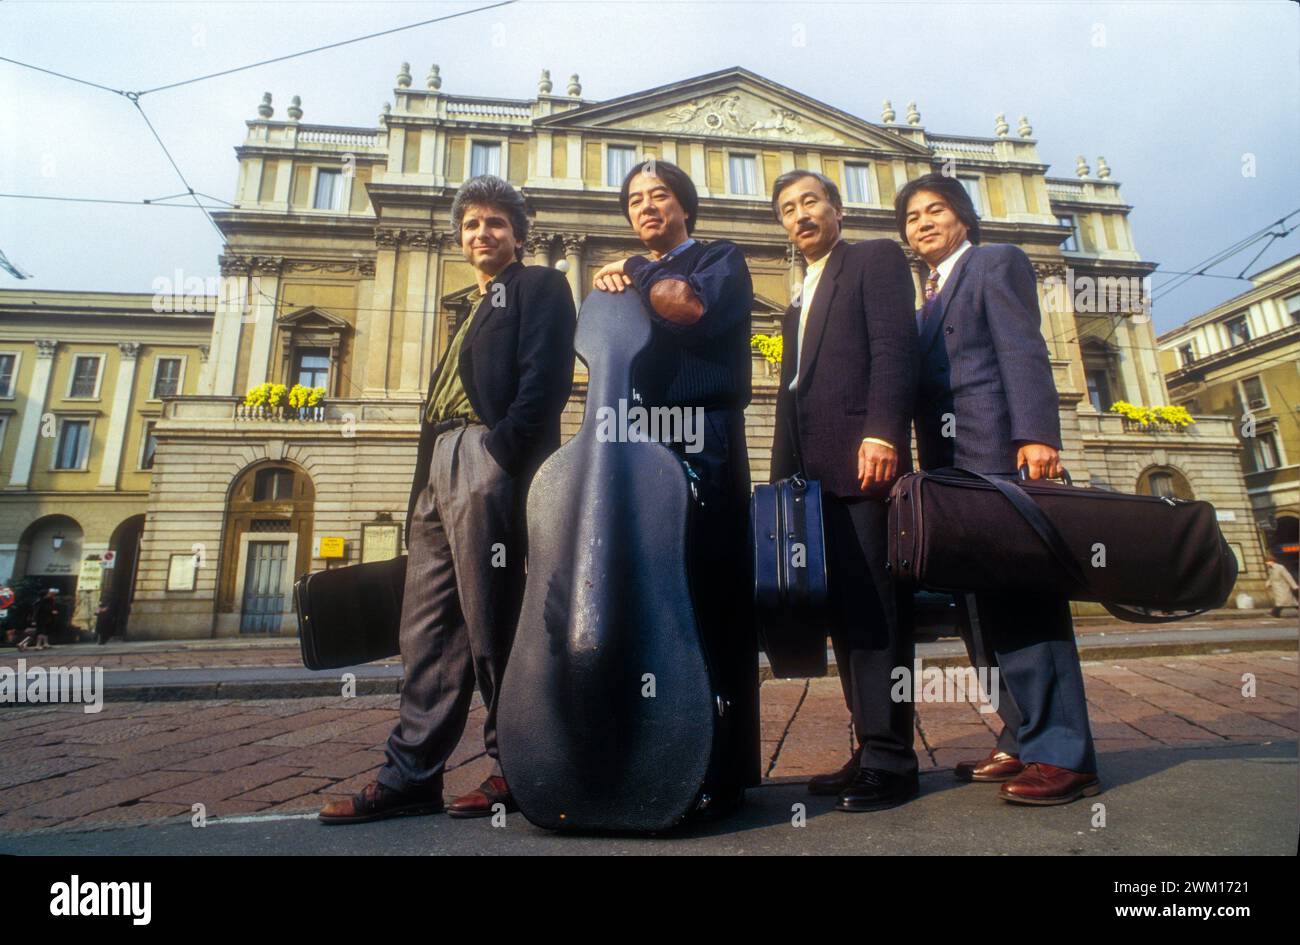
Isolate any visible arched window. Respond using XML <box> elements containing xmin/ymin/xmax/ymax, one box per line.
<box><xmin>1137</xmin><ymin>466</ymin><xmax>1194</xmax><ymax>500</ymax></box>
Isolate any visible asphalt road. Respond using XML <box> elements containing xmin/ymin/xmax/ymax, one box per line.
<box><xmin>5</xmin><ymin>741</ymin><xmax>1294</xmax><ymax>856</ymax></box>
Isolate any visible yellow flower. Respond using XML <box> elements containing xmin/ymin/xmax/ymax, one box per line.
<box><xmin>750</xmin><ymin>333</ymin><xmax>783</xmax><ymax>366</ymax></box>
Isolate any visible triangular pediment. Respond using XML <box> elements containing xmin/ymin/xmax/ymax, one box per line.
<box><xmin>538</xmin><ymin>67</ymin><xmax>930</xmax><ymax>156</ymax></box>
<box><xmin>277</xmin><ymin>306</ymin><xmax>349</xmax><ymax>329</ymax></box>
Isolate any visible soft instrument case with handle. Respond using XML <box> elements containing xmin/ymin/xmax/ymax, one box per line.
<box><xmin>496</xmin><ymin>288</ymin><xmax>719</xmax><ymax>833</ymax></box>
<box><xmin>294</xmin><ymin>555</ymin><xmax>406</xmax><ymax>671</ymax></box>
<box><xmin>887</xmin><ymin>467</ymin><xmax>1237</xmax><ymax>622</ymax></box>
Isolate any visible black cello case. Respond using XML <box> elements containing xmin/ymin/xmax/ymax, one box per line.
<box><xmin>497</xmin><ymin>288</ymin><xmax>718</xmax><ymax>833</ymax></box>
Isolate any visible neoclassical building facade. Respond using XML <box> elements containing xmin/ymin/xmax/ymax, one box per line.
<box><xmin>0</xmin><ymin>65</ymin><xmax>1267</xmax><ymax>638</ymax></box>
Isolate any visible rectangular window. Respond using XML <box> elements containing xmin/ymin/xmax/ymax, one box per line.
<box><xmin>254</xmin><ymin>467</ymin><xmax>295</xmax><ymax>502</ymax></box>
<box><xmin>55</xmin><ymin>419</ymin><xmax>90</xmax><ymax>470</ymax></box>
<box><xmin>69</xmin><ymin>355</ymin><xmax>100</xmax><ymax>398</ymax></box>
<box><xmin>844</xmin><ymin>163</ymin><xmax>873</xmax><ymax>204</ymax></box>
<box><xmin>958</xmin><ymin>177</ymin><xmax>982</xmax><ymax>215</ymax></box>
<box><xmin>312</xmin><ymin>169</ymin><xmax>344</xmax><ymax>211</ymax></box>
<box><xmin>606</xmin><ymin>145</ymin><xmax>636</xmax><ymax>186</ymax></box>
<box><xmin>470</xmin><ymin>142</ymin><xmax>501</xmax><ymax>178</ymax></box>
<box><xmin>153</xmin><ymin>357</ymin><xmax>182</xmax><ymax>398</ymax></box>
<box><xmin>728</xmin><ymin>154</ymin><xmax>758</xmax><ymax>196</ymax></box>
<box><xmin>1285</xmin><ymin>293</ymin><xmax>1300</xmax><ymax>324</ymax></box>
<box><xmin>1177</xmin><ymin>342</ymin><xmax>1196</xmax><ymax>366</ymax></box>
<box><xmin>141</xmin><ymin>421</ymin><xmax>158</xmax><ymax>470</ymax></box>
<box><xmin>1242</xmin><ymin>375</ymin><xmax>1267</xmax><ymax>410</ymax></box>
<box><xmin>0</xmin><ymin>353</ymin><xmax>14</xmax><ymax>397</ymax></box>
<box><xmin>1255</xmin><ymin>431</ymin><xmax>1280</xmax><ymax>471</ymax></box>
<box><xmin>294</xmin><ymin>348</ymin><xmax>330</xmax><ymax>390</ymax></box>
<box><xmin>1057</xmin><ymin>216</ymin><xmax>1079</xmax><ymax>252</ymax></box>
<box><xmin>1147</xmin><ymin>472</ymin><xmax>1175</xmax><ymax>498</ymax></box>
<box><xmin>1226</xmin><ymin>315</ymin><xmax>1251</xmax><ymax>346</ymax></box>
<box><xmin>1085</xmin><ymin>369</ymin><xmax>1112</xmax><ymax>412</ymax></box>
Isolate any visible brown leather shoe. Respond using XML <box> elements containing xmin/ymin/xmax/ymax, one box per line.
<box><xmin>318</xmin><ymin>780</ymin><xmax>443</xmax><ymax>825</ymax></box>
<box><xmin>954</xmin><ymin>749</ymin><xmax>1025</xmax><ymax>783</ymax></box>
<box><xmin>808</xmin><ymin>744</ymin><xmax>865</xmax><ymax>796</ymax></box>
<box><xmin>447</xmin><ymin>775</ymin><xmax>517</xmax><ymax>819</ymax></box>
<box><xmin>999</xmin><ymin>763</ymin><xmax>1101</xmax><ymax>806</ymax></box>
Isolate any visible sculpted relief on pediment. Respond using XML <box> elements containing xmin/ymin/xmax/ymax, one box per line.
<box><xmin>614</xmin><ymin>93</ymin><xmax>849</xmax><ymax>145</ymax></box>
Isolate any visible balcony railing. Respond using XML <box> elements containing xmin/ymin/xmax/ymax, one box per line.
<box><xmin>160</xmin><ymin>395</ymin><xmax>424</xmax><ymax>426</ymax></box>
<box><xmin>235</xmin><ymin>403</ymin><xmax>328</xmax><ymax>421</ymax></box>
<box><xmin>1077</xmin><ymin>411</ymin><xmax>1237</xmax><ymax>441</ymax></box>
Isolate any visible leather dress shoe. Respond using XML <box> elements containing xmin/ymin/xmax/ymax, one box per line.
<box><xmin>808</xmin><ymin>744</ymin><xmax>865</xmax><ymax>796</ymax></box>
<box><xmin>835</xmin><ymin>768</ymin><xmax>920</xmax><ymax>813</ymax></box>
<box><xmin>318</xmin><ymin>780</ymin><xmax>443</xmax><ymax>825</ymax></box>
<box><xmin>954</xmin><ymin>749</ymin><xmax>1025</xmax><ymax>783</ymax></box>
<box><xmin>999</xmin><ymin>763</ymin><xmax>1101</xmax><ymax>806</ymax></box>
<box><xmin>447</xmin><ymin>775</ymin><xmax>517</xmax><ymax>819</ymax></box>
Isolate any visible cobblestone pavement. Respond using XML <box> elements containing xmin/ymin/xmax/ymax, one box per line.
<box><xmin>0</xmin><ymin>649</ymin><xmax>1293</xmax><ymax>834</ymax></box>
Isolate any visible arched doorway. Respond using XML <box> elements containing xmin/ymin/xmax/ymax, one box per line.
<box><xmin>220</xmin><ymin>461</ymin><xmax>315</xmax><ymax>635</ymax></box>
<box><xmin>13</xmin><ymin>515</ymin><xmax>84</xmax><ymax>639</ymax></box>
<box><xmin>1137</xmin><ymin>465</ymin><xmax>1195</xmax><ymax>501</ymax></box>
<box><xmin>1272</xmin><ymin>514</ymin><xmax>1298</xmax><ymax>579</ymax></box>
<box><xmin>102</xmin><ymin>514</ymin><xmax>145</xmax><ymax>640</ymax></box>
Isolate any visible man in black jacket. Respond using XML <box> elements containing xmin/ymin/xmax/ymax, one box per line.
<box><xmin>592</xmin><ymin>159</ymin><xmax>760</xmax><ymax>807</ymax></box>
<box><xmin>321</xmin><ymin>176</ymin><xmax>576</xmax><ymax>824</ymax></box>
<box><xmin>767</xmin><ymin>169</ymin><xmax>921</xmax><ymax>812</ymax></box>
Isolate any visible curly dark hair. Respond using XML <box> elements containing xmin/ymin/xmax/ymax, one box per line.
<box><xmin>451</xmin><ymin>175</ymin><xmax>529</xmax><ymax>260</ymax></box>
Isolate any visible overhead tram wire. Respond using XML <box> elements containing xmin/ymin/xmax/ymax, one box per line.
<box><xmin>134</xmin><ymin>1</ymin><xmax>518</xmax><ymax>97</ymax></box>
<box><xmin>2</xmin><ymin>0</ymin><xmax>523</xmax><ymax>402</ymax></box>
<box><xmin>1039</xmin><ymin>213</ymin><xmax>1299</xmax><ymax>352</ymax></box>
<box><xmin>0</xmin><ymin>1</ymin><xmax>517</xmax><ymax>102</ymax></box>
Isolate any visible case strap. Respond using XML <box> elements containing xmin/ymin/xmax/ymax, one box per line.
<box><xmin>956</xmin><ymin>468</ymin><xmax>1209</xmax><ymax>624</ymax></box>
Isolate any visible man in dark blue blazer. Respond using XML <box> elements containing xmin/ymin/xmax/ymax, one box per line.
<box><xmin>898</xmin><ymin>172</ymin><xmax>1100</xmax><ymax>805</ymax></box>
<box><xmin>768</xmin><ymin>169</ymin><xmax>921</xmax><ymax>812</ymax></box>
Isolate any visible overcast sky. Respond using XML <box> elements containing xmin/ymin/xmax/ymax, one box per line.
<box><xmin>2</xmin><ymin>0</ymin><xmax>1297</xmax><ymax>333</ymax></box>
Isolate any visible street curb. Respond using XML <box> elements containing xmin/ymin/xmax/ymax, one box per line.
<box><xmin>5</xmin><ymin>633</ymin><xmax>1272</xmax><ymax>703</ymax></box>
<box><xmin>764</xmin><ymin>635</ymin><xmax>1296</xmax><ymax>682</ymax></box>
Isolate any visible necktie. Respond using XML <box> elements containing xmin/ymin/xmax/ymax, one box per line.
<box><xmin>918</xmin><ymin>271</ymin><xmax>941</xmax><ymax>326</ymax></box>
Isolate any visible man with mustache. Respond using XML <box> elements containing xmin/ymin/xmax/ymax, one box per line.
<box><xmin>768</xmin><ymin>169</ymin><xmax>921</xmax><ymax>812</ymax></box>
<box><xmin>899</xmin><ymin>172</ymin><xmax>1099</xmax><ymax>805</ymax></box>
<box><xmin>320</xmin><ymin>175</ymin><xmax>576</xmax><ymax>823</ymax></box>
<box><xmin>592</xmin><ymin>158</ymin><xmax>760</xmax><ymax>809</ymax></box>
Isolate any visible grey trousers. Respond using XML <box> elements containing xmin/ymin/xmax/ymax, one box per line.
<box><xmin>378</xmin><ymin>422</ymin><xmax>521</xmax><ymax>792</ymax></box>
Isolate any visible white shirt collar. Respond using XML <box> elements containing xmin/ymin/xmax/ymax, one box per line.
<box><xmin>932</xmin><ymin>239</ymin><xmax>973</xmax><ymax>291</ymax></box>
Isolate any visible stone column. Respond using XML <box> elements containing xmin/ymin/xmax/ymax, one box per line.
<box><xmin>207</xmin><ymin>257</ymin><xmax>251</xmax><ymax>396</ymax></box>
<box><xmin>527</xmin><ymin>232</ymin><xmax>552</xmax><ymax>267</ymax></box>
<box><xmin>400</xmin><ymin>230</ymin><xmax>436</xmax><ymax>393</ymax></box>
<box><xmin>1112</xmin><ymin>315</ymin><xmax>1145</xmax><ymax>404</ymax></box>
<box><xmin>563</xmin><ymin>234</ymin><xmax>585</xmax><ymax>309</ymax></box>
<box><xmin>366</xmin><ymin>228</ymin><xmax>401</xmax><ymax>396</ymax></box>
<box><xmin>245</xmin><ymin>257</ymin><xmax>283</xmax><ymax>389</ymax></box>
<box><xmin>97</xmin><ymin>342</ymin><xmax>141</xmax><ymax>490</ymax></box>
<box><xmin>6</xmin><ymin>339</ymin><xmax>57</xmax><ymax>490</ymax></box>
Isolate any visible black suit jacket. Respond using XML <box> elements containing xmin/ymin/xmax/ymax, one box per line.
<box><xmin>913</xmin><ymin>243</ymin><xmax>1061</xmax><ymax>474</ymax></box>
<box><xmin>405</xmin><ymin>261</ymin><xmax>577</xmax><ymax>547</ymax></box>
<box><xmin>770</xmin><ymin>239</ymin><xmax>919</xmax><ymax>500</ymax></box>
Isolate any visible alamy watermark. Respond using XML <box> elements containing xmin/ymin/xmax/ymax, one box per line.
<box><xmin>594</xmin><ymin>398</ymin><xmax>704</xmax><ymax>454</ymax></box>
<box><xmin>890</xmin><ymin>660</ymin><xmax>1000</xmax><ymax>714</ymax></box>
<box><xmin>0</xmin><ymin>660</ymin><xmax>104</xmax><ymax>713</ymax></box>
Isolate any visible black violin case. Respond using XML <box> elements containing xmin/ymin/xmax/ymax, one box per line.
<box><xmin>887</xmin><ymin>467</ymin><xmax>1237</xmax><ymax>621</ymax></box>
<box><xmin>293</xmin><ymin>555</ymin><xmax>406</xmax><ymax>670</ymax></box>
<box><xmin>496</xmin><ymin>289</ymin><xmax>720</xmax><ymax>833</ymax></box>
